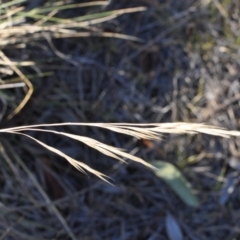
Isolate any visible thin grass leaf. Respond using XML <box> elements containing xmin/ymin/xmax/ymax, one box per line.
<box><xmin>72</xmin><ymin>7</ymin><xmax>146</xmax><ymax>23</ymax></box>
<box><xmin>0</xmin><ymin>50</ymin><xmax>33</xmax><ymax>120</ymax></box>
<box><xmin>1</xmin><ymin>123</ymin><xmax>158</xmax><ymax>139</ymax></box>
<box><xmin>3</xmin><ymin>122</ymin><xmax>240</xmax><ymax>138</ymax></box>
<box><xmin>2</xmin><ymin>122</ymin><xmax>240</xmax><ymax>184</ymax></box>
<box><xmin>0</xmin><ymin>0</ymin><xmax>27</xmax><ymax>10</ymax></box>
<box><xmin>0</xmin><ymin>4</ymin><xmax>146</xmax><ymax>47</ymax></box>
<box><xmin>6</xmin><ymin>131</ymin><xmax>110</xmax><ymax>183</ymax></box>
<box><xmin>28</xmin><ymin>32</ymin><xmax>143</xmax><ymax>42</ymax></box>
<box><xmin>10</xmin><ymin>128</ymin><xmax>155</xmax><ymax>169</ymax></box>
<box><xmin>19</xmin><ymin>11</ymin><xmax>112</xmax><ymax>24</ymax></box>
<box><xmin>151</xmin><ymin>160</ymin><xmax>199</xmax><ymax>207</ymax></box>
<box><xmin>30</xmin><ymin>1</ymin><xmax>108</xmax><ymax>14</ymax></box>
<box><xmin>0</xmin><ymin>6</ymin><xmax>24</xmax><ymax>21</ymax></box>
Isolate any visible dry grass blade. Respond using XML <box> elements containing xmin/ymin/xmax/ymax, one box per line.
<box><xmin>5</xmin><ymin>131</ymin><xmax>110</xmax><ymax>182</ymax></box>
<box><xmin>12</xmin><ymin>31</ymin><xmax>143</xmax><ymax>43</ymax></box>
<box><xmin>0</xmin><ymin>122</ymin><xmax>159</xmax><ymax>139</ymax></box>
<box><xmin>0</xmin><ymin>50</ymin><xmax>33</xmax><ymax>119</ymax></box>
<box><xmin>1</xmin><ymin>122</ymin><xmax>240</xmax><ymax>182</ymax></box>
<box><xmin>0</xmin><ymin>6</ymin><xmax>24</xmax><ymax>20</ymax></box>
<box><xmin>9</xmin><ymin>128</ymin><xmax>156</xmax><ymax>169</ymax></box>
<box><xmin>3</xmin><ymin>122</ymin><xmax>240</xmax><ymax>138</ymax></box>
<box><xmin>0</xmin><ymin>82</ymin><xmax>26</xmax><ymax>89</ymax></box>
<box><xmin>0</xmin><ymin>60</ymin><xmax>35</xmax><ymax>66</ymax></box>
<box><xmin>0</xmin><ymin>5</ymin><xmax>146</xmax><ymax>46</ymax></box>
<box><xmin>33</xmin><ymin>1</ymin><xmax>109</xmax><ymax>12</ymax></box>
<box><xmin>0</xmin><ymin>0</ymin><xmax>27</xmax><ymax>10</ymax></box>
<box><xmin>0</xmin><ymin>2</ymin><xmax>145</xmax><ymax>122</ymax></box>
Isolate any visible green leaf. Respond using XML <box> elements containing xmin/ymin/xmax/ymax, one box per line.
<box><xmin>151</xmin><ymin>160</ymin><xmax>199</xmax><ymax>207</ymax></box>
<box><xmin>0</xmin><ymin>0</ymin><xmax>27</xmax><ymax>10</ymax></box>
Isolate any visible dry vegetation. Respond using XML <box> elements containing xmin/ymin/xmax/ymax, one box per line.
<box><xmin>0</xmin><ymin>0</ymin><xmax>240</xmax><ymax>239</ymax></box>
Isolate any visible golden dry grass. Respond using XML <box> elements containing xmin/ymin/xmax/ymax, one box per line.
<box><xmin>0</xmin><ymin>0</ymin><xmax>145</xmax><ymax>119</ymax></box>
<box><xmin>2</xmin><ymin>122</ymin><xmax>240</xmax><ymax>181</ymax></box>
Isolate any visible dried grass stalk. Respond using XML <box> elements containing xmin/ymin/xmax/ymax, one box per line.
<box><xmin>1</xmin><ymin>122</ymin><xmax>240</xmax><ymax>181</ymax></box>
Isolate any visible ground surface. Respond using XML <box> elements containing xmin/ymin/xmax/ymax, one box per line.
<box><xmin>1</xmin><ymin>0</ymin><xmax>240</xmax><ymax>239</ymax></box>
